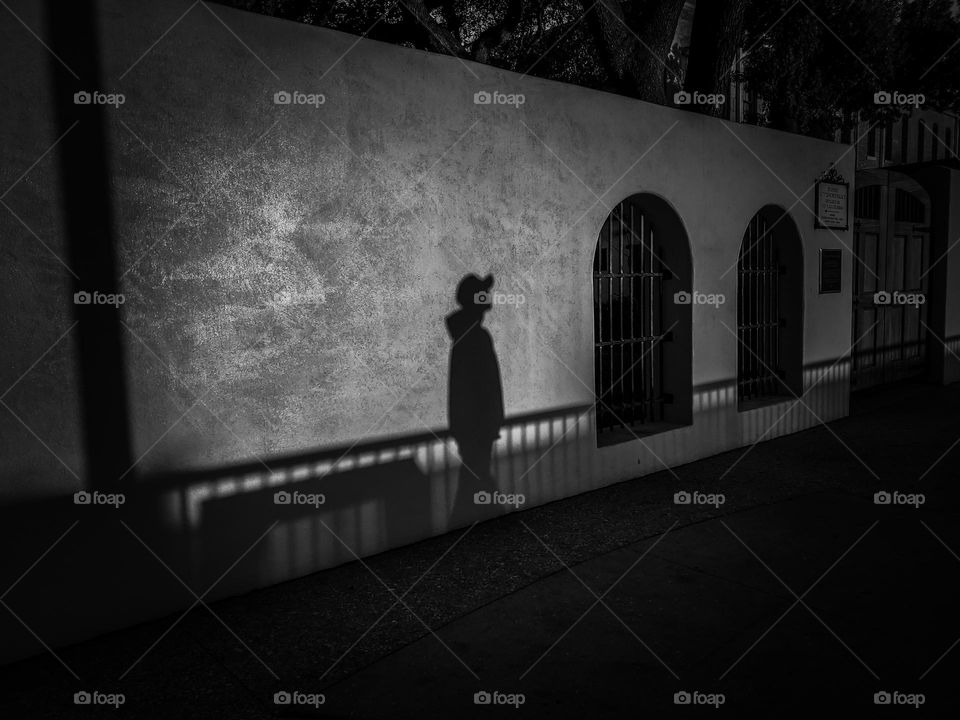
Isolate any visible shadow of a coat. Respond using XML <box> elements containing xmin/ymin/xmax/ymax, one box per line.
<box><xmin>445</xmin><ymin>274</ymin><xmax>505</xmax><ymax>528</ymax></box>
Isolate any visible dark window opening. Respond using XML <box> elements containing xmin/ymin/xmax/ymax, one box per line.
<box><xmin>737</xmin><ymin>207</ymin><xmax>804</xmax><ymax>408</ymax></box>
<box><xmin>866</xmin><ymin>126</ymin><xmax>877</xmax><ymax>159</ymax></box>
<box><xmin>594</xmin><ymin>202</ymin><xmax>665</xmax><ymax>431</ymax></box>
<box><xmin>855</xmin><ymin>185</ymin><xmax>881</xmax><ymax>220</ymax></box>
<box><xmin>901</xmin><ymin>119</ymin><xmax>910</xmax><ymax>163</ymax></box>
<box><xmin>895</xmin><ymin>188</ymin><xmax>926</xmax><ymax>224</ymax></box>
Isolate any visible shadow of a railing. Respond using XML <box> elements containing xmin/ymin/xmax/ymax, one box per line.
<box><xmin>143</xmin><ymin>403</ymin><xmax>594</xmax><ymax>597</ymax></box>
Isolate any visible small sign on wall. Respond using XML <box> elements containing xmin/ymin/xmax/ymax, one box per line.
<box><xmin>819</xmin><ymin>249</ymin><xmax>843</xmax><ymax>294</ymax></box>
<box><xmin>814</xmin><ymin>166</ymin><xmax>849</xmax><ymax>230</ymax></box>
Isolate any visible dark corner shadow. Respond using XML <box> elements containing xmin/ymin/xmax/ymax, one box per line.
<box><xmin>445</xmin><ymin>273</ymin><xmax>505</xmax><ymax>527</ymax></box>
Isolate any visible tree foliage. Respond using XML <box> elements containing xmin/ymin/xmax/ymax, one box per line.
<box><xmin>215</xmin><ymin>0</ymin><xmax>960</xmax><ymax>138</ymax></box>
<box><xmin>741</xmin><ymin>0</ymin><xmax>959</xmax><ymax>138</ymax></box>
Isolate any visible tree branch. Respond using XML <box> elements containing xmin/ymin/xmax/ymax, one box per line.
<box><xmin>684</xmin><ymin>0</ymin><xmax>748</xmax><ymax>116</ymax></box>
<box><xmin>584</xmin><ymin>0</ymin><xmax>684</xmax><ymax>103</ymax></box>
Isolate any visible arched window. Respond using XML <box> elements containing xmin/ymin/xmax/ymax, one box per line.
<box><xmin>737</xmin><ymin>206</ymin><xmax>803</xmax><ymax>407</ymax></box>
<box><xmin>593</xmin><ymin>194</ymin><xmax>692</xmax><ymax>444</ymax></box>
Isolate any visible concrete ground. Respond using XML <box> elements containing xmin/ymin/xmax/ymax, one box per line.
<box><xmin>3</xmin><ymin>380</ymin><xmax>960</xmax><ymax>717</ymax></box>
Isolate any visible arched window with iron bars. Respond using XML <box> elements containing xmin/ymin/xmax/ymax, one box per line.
<box><xmin>592</xmin><ymin>194</ymin><xmax>692</xmax><ymax>444</ymax></box>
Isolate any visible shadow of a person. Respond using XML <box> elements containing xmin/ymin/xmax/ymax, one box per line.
<box><xmin>446</xmin><ymin>273</ymin><xmax>505</xmax><ymax>528</ymax></box>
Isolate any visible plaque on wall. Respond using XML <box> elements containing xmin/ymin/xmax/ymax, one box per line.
<box><xmin>819</xmin><ymin>249</ymin><xmax>842</xmax><ymax>294</ymax></box>
<box><xmin>814</xmin><ymin>166</ymin><xmax>849</xmax><ymax>231</ymax></box>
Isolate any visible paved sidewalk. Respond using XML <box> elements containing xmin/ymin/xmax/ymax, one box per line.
<box><xmin>3</xmin><ymin>381</ymin><xmax>959</xmax><ymax>717</ymax></box>
<box><xmin>328</xmin><ymin>491</ymin><xmax>959</xmax><ymax>716</ymax></box>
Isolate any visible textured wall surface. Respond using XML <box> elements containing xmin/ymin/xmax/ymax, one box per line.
<box><xmin>0</xmin><ymin>0</ymin><xmax>859</xmax><ymax>662</ymax></box>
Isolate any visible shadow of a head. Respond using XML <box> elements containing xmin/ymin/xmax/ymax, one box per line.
<box><xmin>452</xmin><ymin>273</ymin><xmax>495</xmax><ymax>320</ymax></box>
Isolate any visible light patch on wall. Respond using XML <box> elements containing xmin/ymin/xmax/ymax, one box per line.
<box><xmin>186</xmin><ymin>483</ymin><xmax>212</xmax><ymax>527</ymax></box>
<box><xmin>260</xmin><ymin>195</ymin><xmax>299</xmax><ymax>244</ymax></box>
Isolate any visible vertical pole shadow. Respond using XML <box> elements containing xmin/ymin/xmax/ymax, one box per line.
<box><xmin>47</xmin><ymin>0</ymin><xmax>132</xmax><ymax>489</ymax></box>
